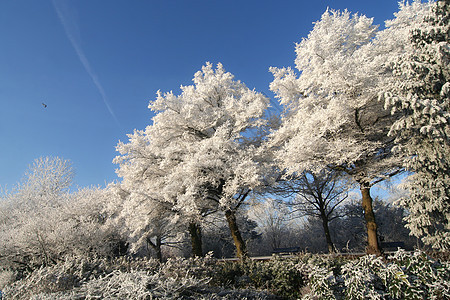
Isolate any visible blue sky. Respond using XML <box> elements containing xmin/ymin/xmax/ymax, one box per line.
<box><xmin>0</xmin><ymin>0</ymin><xmax>402</xmax><ymax>190</ymax></box>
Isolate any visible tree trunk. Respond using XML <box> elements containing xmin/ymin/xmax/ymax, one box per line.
<box><xmin>360</xmin><ymin>185</ymin><xmax>381</xmax><ymax>255</ymax></box>
<box><xmin>225</xmin><ymin>210</ymin><xmax>248</xmax><ymax>259</ymax></box>
<box><xmin>147</xmin><ymin>235</ymin><xmax>163</xmax><ymax>262</ymax></box>
<box><xmin>320</xmin><ymin>212</ymin><xmax>336</xmax><ymax>253</ymax></box>
<box><xmin>188</xmin><ymin>222</ymin><xmax>203</xmax><ymax>257</ymax></box>
<box><xmin>155</xmin><ymin>236</ymin><xmax>162</xmax><ymax>262</ymax></box>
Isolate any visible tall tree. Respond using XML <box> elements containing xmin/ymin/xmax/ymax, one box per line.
<box><xmin>114</xmin><ymin>63</ymin><xmax>269</xmax><ymax>258</ymax></box>
<box><xmin>378</xmin><ymin>0</ymin><xmax>449</xmax><ymax>250</ymax></box>
<box><xmin>269</xmin><ymin>9</ymin><xmax>403</xmax><ymax>254</ymax></box>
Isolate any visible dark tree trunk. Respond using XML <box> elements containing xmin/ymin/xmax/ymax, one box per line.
<box><xmin>360</xmin><ymin>184</ymin><xmax>381</xmax><ymax>255</ymax></box>
<box><xmin>225</xmin><ymin>210</ymin><xmax>248</xmax><ymax>259</ymax></box>
<box><xmin>320</xmin><ymin>211</ymin><xmax>336</xmax><ymax>253</ymax></box>
<box><xmin>147</xmin><ymin>235</ymin><xmax>163</xmax><ymax>262</ymax></box>
<box><xmin>188</xmin><ymin>222</ymin><xmax>203</xmax><ymax>257</ymax></box>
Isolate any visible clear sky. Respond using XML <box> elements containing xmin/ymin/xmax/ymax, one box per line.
<box><xmin>0</xmin><ymin>0</ymin><xmax>402</xmax><ymax>190</ymax></box>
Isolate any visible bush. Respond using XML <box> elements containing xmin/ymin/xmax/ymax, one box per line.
<box><xmin>3</xmin><ymin>250</ymin><xmax>448</xmax><ymax>300</ymax></box>
<box><xmin>301</xmin><ymin>250</ymin><xmax>450</xmax><ymax>300</ymax></box>
<box><xmin>1</xmin><ymin>256</ymin><xmax>161</xmax><ymax>299</ymax></box>
<box><xmin>212</xmin><ymin>256</ymin><xmax>304</xmax><ymax>299</ymax></box>
<box><xmin>0</xmin><ymin>269</ymin><xmax>15</xmax><ymax>290</ymax></box>
<box><xmin>2</xmin><ymin>254</ymin><xmax>279</xmax><ymax>300</ymax></box>
<box><xmin>297</xmin><ymin>253</ymin><xmax>347</xmax><ymax>299</ymax></box>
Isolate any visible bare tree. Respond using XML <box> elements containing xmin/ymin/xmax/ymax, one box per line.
<box><xmin>247</xmin><ymin>198</ymin><xmax>292</xmax><ymax>252</ymax></box>
<box><xmin>274</xmin><ymin>170</ymin><xmax>348</xmax><ymax>253</ymax></box>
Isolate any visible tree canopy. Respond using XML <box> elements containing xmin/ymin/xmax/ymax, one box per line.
<box><xmin>114</xmin><ymin>62</ymin><xmax>270</xmax><ymax>257</ymax></box>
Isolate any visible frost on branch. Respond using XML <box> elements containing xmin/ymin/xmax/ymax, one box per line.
<box><xmin>269</xmin><ymin>8</ymin><xmax>401</xmax><ymax>181</ymax></box>
<box><xmin>0</xmin><ymin>157</ymin><xmax>121</xmax><ymax>274</ymax></box>
<box><xmin>269</xmin><ymin>7</ymin><xmax>403</xmax><ymax>254</ymax></box>
<box><xmin>114</xmin><ymin>62</ymin><xmax>270</xmax><ymax>257</ymax></box>
<box><xmin>378</xmin><ymin>0</ymin><xmax>450</xmax><ymax>250</ymax></box>
<box><xmin>105</xmin><ymin>182</ymin><xmax>185</xmax><ymax>261</ymax></box>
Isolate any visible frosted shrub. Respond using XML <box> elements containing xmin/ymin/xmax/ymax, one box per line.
<box><xmin>302</xmin><ymin>250</ymin><xmax>450</xmax><ymax>300</ymax></box>
<box><xmin>5</xmin><ymin>269</ymin><xmax>209</xmax><ymax>300</ymax></box>
<box><xmin>5</xmin><ymin>250</ymin><xmax>447</xmax><ymax>299</ymax></box>
<box><xmin>214</xmin><ymin>255</ymin><xmax>305</xmax><ymax>299</ymax></box>
<box><xmin>384</xmin><ymin>249</ymin><xmax>450</xmax><ymax>299</ymax></box>
<box><xmin>2</xmin><ymin>256</ymin><xmax>161</xmax><ymax>299</ymax></box>
<box><xmin>0</xmin><ymin>269</ymin><xmax>15</xmax><ymax>289</ymax></box>
<box><xmin>341</xmin><ymin>255</ymin><xmax>387</xmax><ymax>299</ymax></box>
<box><xmin>245</xmin><ymin>256</ymin><xmax>304</xmax><ymax>298</ymax></box>
<box><xmin>302</xmin><ymin>265</ymin><xmax>338</xmax><ymax>300</ymax></box>
<box><xmin>2</xmin><ymin>254</ymin><xmax>219</xmax><ymax>300</ymax></box>
<box><xmin>2</xmin><ymin>254</ymin><xmax>280</xmax><ymax>299</ymax></box>
<box><xmin>159</xmin><ymin>252</ymin><xmax>217</xmax><ymax>281</ymax></box>
<box><xmin>69</xmin><ymin>269</ymin><xmax>209</xmax><ymax>299</ymax></box>
<box><xmin>2</xmin><ymin>256</ymin><xmax>112</xmax><ymax>299</ymax></box>
<box><xmin>298</xmin><ymin>254</ymin><xmax>346</xmax><ymax>300</ymax></box>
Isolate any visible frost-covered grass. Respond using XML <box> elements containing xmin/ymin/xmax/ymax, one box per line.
<box><xmin>2</xmin><ymin>250</ymin><xmax>449</xmax><ymax>299</ymax></box>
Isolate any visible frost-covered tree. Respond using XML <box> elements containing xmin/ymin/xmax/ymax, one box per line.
<box><xmin>59</xmin><ymin>186</ymin><xmax>125</xmax><ymax>257</ymax></box>
<box><xmin>0</xmin><ymin>157</ymin><xmax>119</xmax><ymax>272</ymax></box>
<box><xmin>378</xmin><ymin>0</ymin><xmax>450</xmax><ymax>250</ymax></box>
<box><xmin>114</xmin><ymin>63</ymin><xmax>269</xmax><ymax>258</ymax></box>
<box><xmin>19</xmin><ymin>156</ymin><xmax>74</xmax><ymax>200</ymax></box>
<box><xmin>269</xmin><ymin>9</ymin><xmax>402</xmax><ymax>254</ymax></box>
<box><xmin>0</xmin><ymin>157</ymin><xmax>72</xmax><ymax>269</ymax></box>
<box><xmin>330</xmin><ymin>197</ymin><xmax>419</xmax><ymax>252</ymax></box>
<box><xmin>106</xmin><ymin>183</ymin><xmax>184</xmax><ymax>262</ymax></box>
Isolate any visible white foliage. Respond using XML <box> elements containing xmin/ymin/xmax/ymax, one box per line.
<box><xmin>0</xmin><ymin>157</ymin><xmax>119</xmax><ymax>269</ymax></box>
<box><xmin>270</xmin><ymin>8</ymin><xmax>401</xmax><ymax>183</ymax></box>
<box><xmin>377</xmin><ymin>0</ymin><xmax>450</xmax><ymax>250</ymax></box>
<box><xmin>21</xmin><ymin>156</ymin><xmax>74</xmax><ymax>197</ymax></box>
<box><xmin>106</xmin><ymin>182</ymin><xmax>184</xmax><ymax>256</ymax></box>
<box><xmin>114</xmin><ymin>62</ymin><xmax>270</xmax><ymax>221</ymax></box>
<box><xmin>269</xmin><ymin>0</ymin><xmax>449</xmax><ymax>250</ymax></box>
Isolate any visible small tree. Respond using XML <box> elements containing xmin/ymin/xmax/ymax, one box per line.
<box><xmin>0</xmin><ymin>157</ymin><xmax>74</xmax><ymax>269</ymax></box>
<box><xmin>22</xmin><ymin>156</ymin><xmax>74</xmax><ymax>197</ymax></box>
<box><xmin>107</xmin><ymin>184</ymin><xmax>184</xmax><ymax>262</ymax></box>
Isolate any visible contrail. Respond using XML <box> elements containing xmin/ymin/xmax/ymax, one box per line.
<box><xmin>52</xmin><ymin>0</ymin><xmax>120</xmax><ymax>126</ymax></box>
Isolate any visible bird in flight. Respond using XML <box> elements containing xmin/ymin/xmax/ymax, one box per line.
<box><xmin>42</xmin><ymin>102</ymin><xmax>47</xmax><ymax>108</ymax></box>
